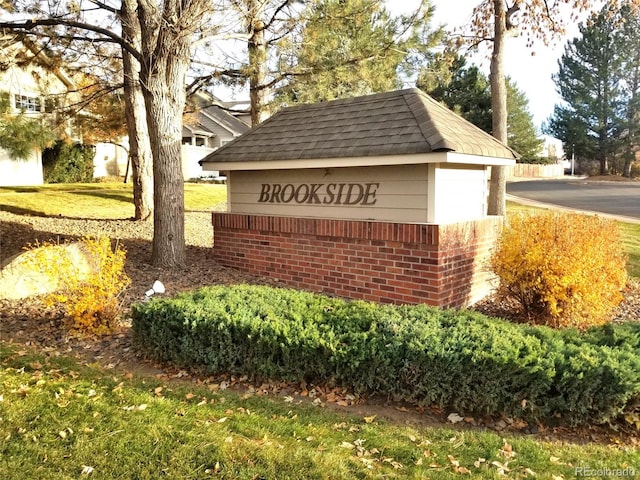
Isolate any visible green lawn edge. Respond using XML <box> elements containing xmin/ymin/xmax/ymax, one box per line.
<box><xmin>1</xmin><ymin>343</ymin><xmax>637</xmax><ymax>480</ymax></box>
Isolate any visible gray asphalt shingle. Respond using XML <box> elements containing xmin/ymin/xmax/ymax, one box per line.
<box><xmin>200</xmin><ymin>88</ymin><xmax>519</xmax><ymax>165</ymax></box>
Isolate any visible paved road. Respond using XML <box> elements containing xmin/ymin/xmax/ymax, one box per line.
<box><xmin>506</xmin><ymin>178</ymin><xmax>640</xmax><ymax>221</ymax></box>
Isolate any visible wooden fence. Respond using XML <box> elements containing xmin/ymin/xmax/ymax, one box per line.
<box><xmin>506</xmin><ymin>163</ymin><xmax>565</xmax><ymax>179</ymax></box>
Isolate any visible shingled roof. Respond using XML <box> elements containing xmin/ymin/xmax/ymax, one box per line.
<box><xmin>200</xmin><ymin>88</ymin><xmax>519</xmax><ymax>165</ymax></box>
<box><xmin>183</xmin><ymin>103</ymin><xmax>249</xmax><ymax>138</ymax></box>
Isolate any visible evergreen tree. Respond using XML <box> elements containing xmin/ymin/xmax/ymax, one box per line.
<box><xmin>547</xmin><ymin>2</ymin><xmax>630</xmax><ymax>175</ymax></box>
<box><xmin>419</xmin><ymin>56</ymin><xmax>542</xmax><ymax>162</ymax></box>
<box><xmin>507</xmin><ymin>83</ymin><xmax>544</xmax><ymax>163</ymax></box>
<box><xmin>418</xmin><ymin>55</ymin><xmax>492</xmax><ymax>133</ymax></box>
<box><xmin>619</xmin><ymin>2</ymin><xmax>640</xmax><ymax>176</ymax></box>
<box><xmin>275</xmin><ymin>0</ymin><xmax>440</xmax><ymax>105</ymax></box>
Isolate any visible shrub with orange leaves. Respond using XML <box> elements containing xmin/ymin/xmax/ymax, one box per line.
<box><xmin>490</xmin><ymin>212</ymin><xmax>627</xmax><ymax>328</ymax></box>
<box><xmin>29</xmin><ymin>236</ymin><xmax>130</xmax><ymax>336</ymax></box>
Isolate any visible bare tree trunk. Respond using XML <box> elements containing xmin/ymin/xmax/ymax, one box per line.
<box><xmin>600</xmin><ymin>81</ymin><xmax>610</xmax><ymax>175</ymax></box>
<box><xmin>623</xmin><ymin>158</ymin><xmax>634</xmax><ymax>177</ymax></box>
<box><xmin>138</xmin><ymin>1</ymin><xmax>190</xmax><ymax>268</ymax></box>
<box><xmin>598</xmin><ymin>134</ymin><xmax>609</xmax><ymax>175</ymax></box>
<box><xmin>487</xmin><ymin>0</ymin><xmax>509</xmax><ymax>217</ymax></box>
<box><xmin>624</xmin><ymin>51</ymin><xmax>640</xmax><ymax>177</ymax></box>
<box><xmin>248</xmin><ymin>0</ymin><xmax>270</xmax><ymax>126</ymax></box>
<box><xmin>120</xmin><ymin>0</ymin><xmax>153</xmax><ymax>220</ymax></box>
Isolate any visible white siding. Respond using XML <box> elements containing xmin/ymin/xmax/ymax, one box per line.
<box><xmin>430</xmin><ymin>164</ymin><xmax>488</xmax><ymax>223</ymax></box>
<box><xmin>94</xmin><ymin>142</ymin><xmax>129</xmax><ymax>179</ymax></box>
<box><xmin>92</xmin><ymin>142</ymin><xmax>220</xmax><ymax>181</ymax></box>
<box><xmin>0</xmin><ymin>48</ymin><xmax>70</xmax><ymax>114</ymax></box>
<box><xmin>0</xmin><ymin>149</ymin><xmax>43</xmax><ymax>186</ymax></box>
<box><xmin>181</xmin><ymin>145</ymin><xmax>216</xmax><ymax>180</ymax></box>
<box><xmin>0</xmin><ymin>44</ymin><xmax>75</xmax><ymax>186</ymax></box>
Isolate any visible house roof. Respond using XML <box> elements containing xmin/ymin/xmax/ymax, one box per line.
<box><xmin>200</xmin><ymin>88</ymin><xmax>519</xmax><ymax>166</ymax></box>
<box><xmin>201</xmin><ymin>105</ymin><xmax>250</xmax><ymax>135</ymax></box>
<box><xmin>183</xmin><ymin>104</ymin><xmax>250</xmax><ymax>138</ymax></box>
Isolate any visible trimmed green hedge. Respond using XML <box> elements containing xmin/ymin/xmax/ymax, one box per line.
<box><xmin>131</xmin><ymin>285</ymin><xmax>640</xmax><ymax>426</ymax></box>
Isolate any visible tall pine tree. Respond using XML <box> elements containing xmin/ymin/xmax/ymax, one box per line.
<box><xmin>619</xmin><ymin>2</ymin><xmax>640</xmax><ymax>176</ymax></box>
<box><xmin>418</xmin><ymin>55</ymin><xmax>493</xmax><ymax>133</ymax></box>
<box><xmin>547</xmin><ymin>1</ymin><xmax>630</xmax><ymax>175</ymax></box>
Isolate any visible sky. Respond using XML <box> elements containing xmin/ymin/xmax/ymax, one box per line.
<box><xmin>390</xmin><ymin>0</ymin><xmax>586</xmax><ymax>129</ymax></box>
<box><xmin>213</xmin><ymin>0</ymin><xmax>587</xmax><ymax>130</ymax></box>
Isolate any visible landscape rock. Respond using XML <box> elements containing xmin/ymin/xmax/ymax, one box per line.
<box><xmin>0</xmin><ymin>242</ymin><xmax>95</xmax><ymax>300</ymax></box>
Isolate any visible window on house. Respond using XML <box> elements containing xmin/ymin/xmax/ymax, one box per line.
<box><xmin>14</xmin><ymin>94</ymin><xmax>42</xmax><ymax>112</ymax></box>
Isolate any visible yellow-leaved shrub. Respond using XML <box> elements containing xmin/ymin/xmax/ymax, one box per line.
<box><xmin>490</xmin><ymin>212</ymin><xmax>627</xmax><ymax>328</ymax></box>
<box><xmin>31</xmin><ymin>236</ymin><xmax>130</xmax><ymax>336</ymax></box>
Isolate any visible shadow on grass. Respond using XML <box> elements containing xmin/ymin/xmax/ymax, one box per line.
<box><xmin>0</xmin><ymin>205</ymin><xmax>50</xmax><ymax>217</ymax></box>
<box><xmin>0</xmin><ymin>187</ymin><xmax>46</xmax><ymax>193</ymax></box>
<box><xmin>71</xmin><ymin>190</ymin><xmax>134</xmax><ymax>204</ymax></box>
<box><xmin>0</xmin><ymin>207</ymin><xmax>135</xmax><ymax>221</ymax></box>
<box><xmin>0</xmin><ymin>184</ymin><xmax>132</xmax><ymax>193</ymax></box>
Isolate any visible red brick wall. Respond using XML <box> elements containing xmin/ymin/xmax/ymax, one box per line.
<box><xmin>212</xmin><ymin>213</ymin><xmax>503</xmax><ymax>308</ymax></box>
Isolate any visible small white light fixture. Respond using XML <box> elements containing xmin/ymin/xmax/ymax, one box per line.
<box><xmin>145</xmin><ymin>280</ymin><xmax>166</xmax><ymax>299</ymax></box>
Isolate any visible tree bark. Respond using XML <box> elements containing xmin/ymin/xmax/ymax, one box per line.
<box><xmin>624</xmin><ymin>49</ymin><xmax>640</xmax><ymax>177</ymax></box>
<box><xmin>598</xmin><ymin>131</ymin><xmax>609</xmax><ymax>175</ymax></box>
<box><xmin>138</xmin><ymin>0</ymin><xmax>190</xmax><ymax>268</ymax></box>
<box><xmin>248</xmin><ymin>0</ymin><xmax>270</xmax><ymax>126</ymax></box>
<box><xmin>247</xmin><ymin>0</ymin><xmax>269</xmax><ymax>127</ymax></box>
<box><xmin>120</xmin><ymin>0</ymin><xmax>153</xmax><ymax>221</ymax></box>
<box><xmin>599</xmin><ymin>73</ymin><xmax>610</xmax><ymax>176</ymax></box>
<box><xmin>487</xmin><ymin>0</ymin><xmax>509</xmax><ymax>217</ymax></box>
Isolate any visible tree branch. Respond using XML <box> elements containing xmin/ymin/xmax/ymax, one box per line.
<box><xmin>262</xmin><ymin>0</ymin><xmax>293</xmax><ymax>32</ymax></box>
<box><xmin>0</xmin><ymin>18</ymin><xmax>142</xmax><ymax>62</ymax></box>
<box><xmin>87</xmin><ymin>0</ymin><xmax>120</xmax><ymax>15</ymax></box>
<box><xmin>505</xmin><ymin>1</ymin><xmax>521</xmax><ymax>31</ymax></box>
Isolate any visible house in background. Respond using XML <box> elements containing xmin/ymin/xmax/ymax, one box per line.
<box><xmin>93</xmin><ymin>92</ymin><xmax>250</xmax><ymax>182</ymax></box>
<box><xmin>0</xmin><ymin>36</ymin><xmax>77</xmax><ymax>186</ymax></box>
<box><xmin>0</xmin><ymin>38</ymin><xmax>249</xmax><ymax>186</ymax></box>
<box><xmin>93</xmin><ymin>141</ymin><xmax>130</xmax><ymax>179</ymax></box>
<box><xmin>180</xmin><ymin>92</ymin><xmax>250</xmax><ymax>180</ymax></box>
<box><xmin>540</xmin><ymin>135</ymin><xmax>565</xmax><ymax>163</ymax></box>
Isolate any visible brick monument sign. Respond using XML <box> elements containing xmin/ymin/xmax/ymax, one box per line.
<box><xmin>200</xmin><ymin>88</ymin><xmax>517</xmax><ymax>308</ymax></box>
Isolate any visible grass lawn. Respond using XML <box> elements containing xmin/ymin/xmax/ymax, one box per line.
<box><xmin>0</xmin><ymin>182</ymin><xmax>227</xmax><ymax>219</ymax></box>
<box><xmin>1</xmin><ymin>186</ymin><xmax>639</xmax><ymax>477</ymax></box>
<box><xmin>619</xmin><ymin>221</ymin><xmax>640</xmax><ymax>278</ymax></box>
<box><xmin>1</xmin><ymin>343</ymin><xmax>637</xmax><ymax>480</ymax></box>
